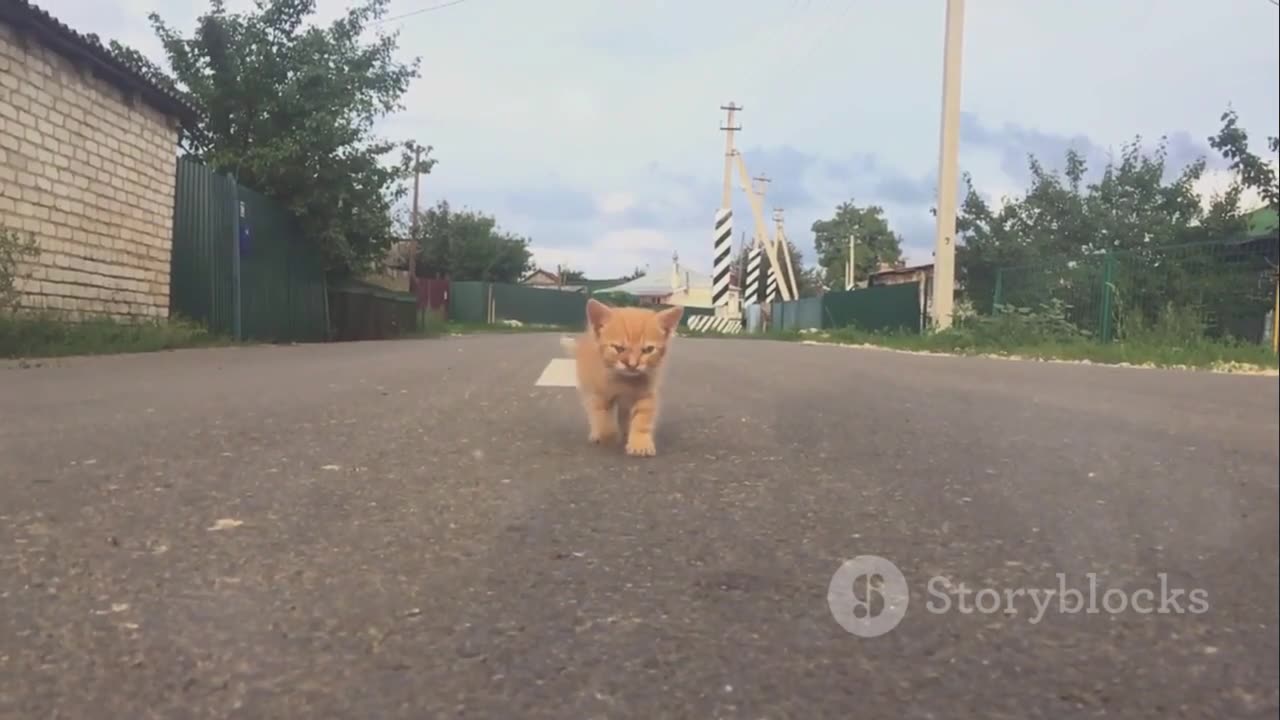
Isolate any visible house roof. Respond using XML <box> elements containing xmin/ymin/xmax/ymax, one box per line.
<box><xmin>521</xmin><ymin>268</ymin><xmax>560</xmax><ymax>282</ymax></box>
<box><xmin>580</xmin><ymin>277</ymin><xmax>632</xmax><ymax>291</ymax></box>
<box><xmin>0</xmin><ymin>0</ymin><xmax>199</xmax><ymax>123</ymax></box>
<box><xmin>605</xmin><ymin>265</ymin><xmax>714</xmax><ymax>297</ymax></box>
<box><xmin>605</xmin><ymin>273</ymin><xmax>673</xmax><ymax>297</ymax></box>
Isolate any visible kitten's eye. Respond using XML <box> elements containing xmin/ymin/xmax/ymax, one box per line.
<box><xmin>611</xmin><ymin>344</ymin><xmax>626</xmax><ymax>353</ymax></box>
<box><xmin>641</xmin><ymin>345</ymin><xmax>656</xmax><ymax>354</ymax></box>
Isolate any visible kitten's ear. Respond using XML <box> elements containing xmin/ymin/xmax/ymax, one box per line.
<box><xmin>655</xmin><ymin>304</ymin><xmax>683</xmax><ymax>336</ymax></box>
<box><xmin>586</xmin><ymin>298</ymin><xmax>612</xmax><ymax>333</ymax></box>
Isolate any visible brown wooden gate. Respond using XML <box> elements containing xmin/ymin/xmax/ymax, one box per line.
<box><xmin>413</xmin><ymin>277</ymin><xmax>450</xmax><ymax>320</ymax></box>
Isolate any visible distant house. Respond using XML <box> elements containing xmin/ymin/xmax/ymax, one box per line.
<box><xmin>605</xmin><ymin>252</ymin><xmax>739</xmax><ymax>311</ymax></box>
<box><xmin>868</xmin><ymin>260</ymin><xmax>936</xmax><ymax>321</ymax></box>
<box><xmin>521</xmin><ymin>268</ymin><xmax>562</xmax><ymax>287</ymax></box>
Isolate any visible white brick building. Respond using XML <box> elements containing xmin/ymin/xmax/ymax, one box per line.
<box><xmin>0</xmin><ymin>0</ymin><xmax>197</xmax><ymax>320</ymax></box>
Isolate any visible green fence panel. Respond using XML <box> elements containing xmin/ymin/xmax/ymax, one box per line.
<box><xmin>448</xmin><ymin>281</ymin><xmax>490</xmax><ymax>323</ymax></box>
<box><xmin>170</xmin><ymin>157</ymin><xmax>235</xmax><ymax>336</ymax></box>
<box><xmin>289</xmin><ymin>235</ymin><xmax>330</xmax><ymax>342</ymax></box>
<box><xmin>821</xmin><ymin>282</ymin><xmax>923</xmax><ymax>333</ymax></box>
<box><xmin>170</xmin><ymin>158</ymin><xmax>329</xmax><ymax>343</ymax></box>
<box><xmin>1108</xmin><ymin>239</ymin><xmax>1277</xmax><ymax>344</ymax></box>
<box><xmin>235</xmin><ymin>185</ymin><xmax>328</xmax><ymax>343</ymax></box>
<box><xmin>492</xmin><ymin>283</ymin><xmax>588</xmax><ymax>327</ymax></box>
<box><xmin>328</xmin><ymin>283</ymin><xmax>416</xmax><ymax>341</ymax></box>
<box><xmin>994</xmin><ymin>259</ymin><xmax>1105</xmax><ymax>337</ymax></box>
<box><xmin>770</xmin><ymin>297</ymin><xmax>823</xmax><ymax>331</ymax></box>
<box><xmin>992</xmin><ymin>236</ymin><xmax>1279</xmax><ymax>344</ymax></box>
<box><xmin>443</xmin><ymin>282</ymin><xmax>723</xmax><ymax>329</ymax></box>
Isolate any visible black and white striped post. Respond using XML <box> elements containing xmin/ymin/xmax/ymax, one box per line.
<box><xmin>744</xmin><ymin>241</ymin><xmax>762</xmax><ymax>305</ymax></box>
<box><xmin>765</xmin><ymin>263</ymin><xmax>780</xmax><ymax>305</ymax></box>
<box><xmin>711</xmin><ymin>208</ymin><xmax>733</xmax><ymax>309</ymax></box>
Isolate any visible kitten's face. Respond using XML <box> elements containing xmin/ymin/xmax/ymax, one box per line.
<box><xmin>586</xmin><ymin>299</ymin><xmax>683</xmax><ymax>378</ymax></box>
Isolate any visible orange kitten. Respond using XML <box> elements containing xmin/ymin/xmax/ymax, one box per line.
<box><xmin>563</xmin><ymin>298</ymin><xmax>684</xmax><ymax>456</ymax></box>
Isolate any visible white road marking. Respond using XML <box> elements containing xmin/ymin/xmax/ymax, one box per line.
<box><xmin>535</xmin><ymin>358</ymin><xmax>577</xmax><ymax>387</ymax></box>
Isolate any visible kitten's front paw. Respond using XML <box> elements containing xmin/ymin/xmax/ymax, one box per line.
<box><xmin>589</xmin><ymin>429</ymin><xmax>618</xmax><ymax>445</ymax></box>
<box><xmin>625</xmin><ymin>435</ymin><xmax>656</xmax><ymax>456</ymax></box>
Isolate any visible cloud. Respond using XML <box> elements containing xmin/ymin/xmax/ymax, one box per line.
<box><xmin>529</xmin><ymin>228</ymin><xmax>673</xmax><ymax>277</ymax></box>
<box><xmin>959</xmin><ymin>113</ymin><xmax>1228</xmax><ymax>187</ymax></box>
<box><xmin>596</xmin><ymin>229</ymin><xmax>671</xmax><ymax>253</ymax></box>
<box><xmin>595</xmin><ymin>192</ymin><xmax>636</xmax><ymax>215</ymax></box>
<box><xmin>502</xmin><ymin>187</ymin><xmax>597</xmax><ymax>223</ymax></box>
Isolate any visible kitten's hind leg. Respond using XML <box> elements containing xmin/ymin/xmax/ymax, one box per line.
<box><xmin>615</xmin><ymin>396</ymin><xmax>634</xmax><ymax>442</ymax></box>
<box><xmin>583</xmin><ymin>392</ymin><xmax>619</xmax><ymax>444</ymax></box>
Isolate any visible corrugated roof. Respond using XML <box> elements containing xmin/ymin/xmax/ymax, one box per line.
<box><xmin>0</xmin><ymin>0</ymin><xmax>199</xmax><ymax>123</ymax></box>
<box><xmin>605</xmin><ymin>274</ymin><xmax>673</xmax><ymax>296</ymax></box>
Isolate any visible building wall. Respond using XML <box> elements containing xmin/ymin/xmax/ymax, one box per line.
<box><xmin>0</xmin><ymin>21</ymin><xmax>181</xmax><ymax>319</ymax></box>
<box><xmin>872</xmin><ymin>269</ymin><xmax>930</xmax><ymax>288</ymax></box>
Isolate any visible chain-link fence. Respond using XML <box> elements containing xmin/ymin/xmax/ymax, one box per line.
<box><xmin>992</xmin><ymin>236</ymin><xmax>1279</xmax><ymax>344</ymax></box>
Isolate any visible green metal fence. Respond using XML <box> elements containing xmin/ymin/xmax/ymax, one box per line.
<box><xmin>493</xmin><ymin>283</ymin><xmax>588</xmax><ymax>326</ymax></box>
<box><xmin>822</xmin><ymin>283</ymin><xmax>923</xmax><ymax>333</ymax></box>
<box><xmin>763</xmin><ymin>283</ymin><xmax>923</xmax><ymax>334</ymax></box>
<box><xmin>447</xmin><ymin>281</ymin><xmax>717</xmax><ymax>329</ymax></box>
<box><xmin>770</xmin><ymin>297</ymin><xmax>823</xmax><ymax>331</ymax></box>
<box><xmin>170</xmin><ymin>157</ymin><xmax>329</xmax><ymax>343</ymax></box>
<box><xmin>993</xmin><ymin>236</ymin><xmax>1279</xmax><ymax>343</ymax></box>
<box><xmin>170</xmin><ymin>158</ymin><xmax>236</xmax><ymax>337</ymax></box>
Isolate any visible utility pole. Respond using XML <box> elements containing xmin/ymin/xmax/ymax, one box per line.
<box><xmin>733</xmin><ymin>152</ymin><xmax>793</xmax><ymax>301</ymax></box>
<box><xmin>930</xmin><ymin>0</ymin><xmax>965</xmax><ymax>330</ymax></box>
<box><xmin>713</xmin><ymin>103</ymin><xmax>744</xmax><ymax>313</ymax></box>
<box><xmin>720</xmin><ymin>103</ymin><xmax>742</xmax><ymax>209</ymax></box>
<box><xmin>846</xmin><ymin>234</ymin><xmax>856</xmax><ymax>290</ymax></box>
<box><xmin>774</xmin><ymin>208</ymin><xmax>798</xmax><ymax>300</ymax></box>
<box><xmin>410</xmin><ymin>143</ymin><xmax>422</xmax><ymax>292</ymax></box>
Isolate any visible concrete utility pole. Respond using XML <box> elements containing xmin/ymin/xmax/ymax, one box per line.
<box><xmin>720</xmin><ymin>103</ymin><xmax>742</xmax><ymax>209</ymax></box>
<box><xmin>712</xmin><ymin>103</ymin><xmax>745</xmax><ymax>313</ymax></box>
<box><xmin>410</xmin><ymin>143</ymin><xmax>423</xmax><ymax>292</ymax></box>
<box><xmin>751</xmin><ymin>173</ymin><xmax>772</xmax><ymax>288</ymax></box>
<box><xmin>733</xmin><ymin>152</ymin><xmax>793</xmax><ymax>301</ymax></box>
<box><xmin>930</xmin><ymin>0</ymin><xmax>965</xmax><ymax>330</ymax></box>
<box><xmin>773</xmin><ymin>208</ymin><xmax>798</xmax><ymax>300</ymax></box>
<box><xmin>846</xmin><ymin>234</ymin><xmax>856</xmax><ymax>290</ymax></box>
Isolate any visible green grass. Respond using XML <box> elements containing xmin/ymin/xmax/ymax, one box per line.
<box><xmin>0</xmin><ymin>311</ymin><xmax>232</xmax><ymax>360</ymax></box>
<box><xmin>398</xmin><ymin>309</ymin><xmax>1278</xmax><ymax>372</ymax></box>
<box><xmin>812</xmin><ymin>326</ymin><xmax>1278</xmax><ymax>371</ymax></box>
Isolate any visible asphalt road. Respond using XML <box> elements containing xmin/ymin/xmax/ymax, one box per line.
<box><xmin>1</xmin><ymin>334</ymin><xmax>1277</xmax><ymax>719</ymax></box>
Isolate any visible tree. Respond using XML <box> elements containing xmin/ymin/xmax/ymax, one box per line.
<box><xmin>556</xmin><ymin>266</ymin><xmax>586</xmax><ymax>283</ymax></box>
<box><xmin>810</xmin><ymin>200</ymin><xmax>905</xmax><ymax>288</ymax></box>
<box><xmin>1208</xmin><ymin>108</ymin><xmax>1279</xmax><ymax>214</ymax></box>
<box><xmin>137</xmin><ymin>0</ymin><xmax>427</xmax><ymax>273</ymax></box>
<box><xmin>411</xmin><ymin>200</ymin><xmax>534</xmax><ymax>283</ymax></box>
<box><xmin>955</xmin><ymin>136</ymin><xmax>1247</xmax><ymax>314</ymax></box>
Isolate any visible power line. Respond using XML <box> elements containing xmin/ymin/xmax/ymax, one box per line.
<box><xmin>376</xmin><ymin>0</ymin><xmax>472</xmax><ymax>25</ymax></box>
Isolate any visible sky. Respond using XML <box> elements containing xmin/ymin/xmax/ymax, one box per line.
<box><xmin>45</xmin><ymin>0</ymin><xmax>1280</xmax><ymax>279</ymax></box>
